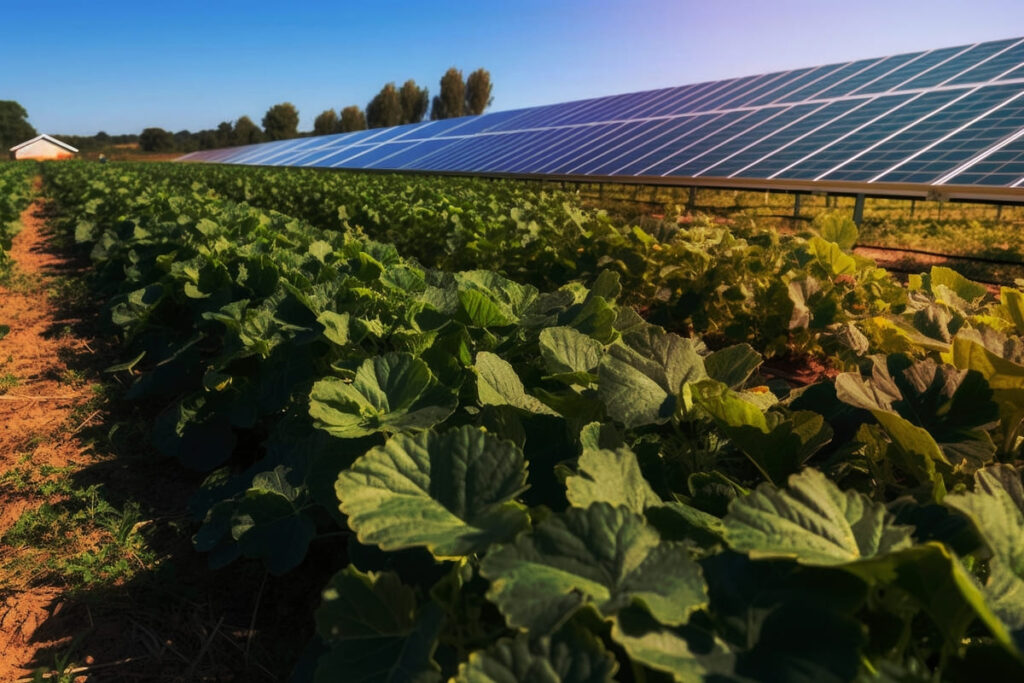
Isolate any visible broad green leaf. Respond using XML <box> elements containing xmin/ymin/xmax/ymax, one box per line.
<box><xmin>1000</xmin><ymin>287</ymin><xmax>1024</xmax><ymax>335</ymax></box>
<box><xmin>814</xmin><ymin>211</ymin><xmax>858</xmax><ymax>251</ymax></box>
<box><xmin>336</xmin><ymin>426</ymin><xmax>529</xmax><ymax>558</ymax></box>
<box><xmin>229</xmin><ymin>488</ymin><xmax>315</xmax><ymax>574</ymax></box>
<box><xmin>481</xmin><ymin>502</ymin><xmax>707</xmax><ymax>634</ymax></box>
<box><xmin>598</xmin><ymin>328</ymin><xmax>706</xmax><ymax>428</ymax></box>
<box><xmin>836</xmin><ymin>356</ymin><xmax>996</xmax><ymax>471</ymax></box>
<box><xmin>930</xmin><ymin>266</ymin><xmax>988</xmax><ymax>303</ymax></box>
<box><xmin>317</xmin><ymin>310</ymin><xmax>350</xmax><ymax>346</ymax></box>
<box><xmin>539</xmin><ymin>326</ymin><xmax>603</xmax><ymax>382</ymax></box>
<box><xmin>946</xmin><ymin>465</ymin><xmax>1024</xmax><ymax>635</ymax></box>
<box><xmin>476</xmin><ymin>352</ymin><xmax>558</xmax><ymax>415</ymax></box>
<box><xmin>724</xmin><ymin>468</ymin><xmax>914</xmax><ymax>565</ymax></box>
<box><xmin>692</xmin><ymin>380</ymin><xmax>832</xmax><ymax>485</ymax></box>
<box><xmin>453</xmin><ymin>626</ymin><xmax>617</xmax><ymax>683</ymax></box>
<box><xmin>565</xmin><ymin>446</ymin><xmax>662</xmax><ymax>514</ymax></box>
<box><xmin>310</xmin><ymin>353</ymin><xmax>457</xmax><ymax>438</ymax></box>
<box><xmin>610</xmin><ymin>608</ymin><xmax>706</xmax><ymax>683</ymax></box>
<box><xmin>950</xmin><ymin>336</ymin><xmax>1024</xmax><ymax>390</ymax></box>
<box><xmin>807</xmin><ymin>236</ymin><xmax>856</xmax><ymax>275</ymax></box>
<box><xmin>315</xmin><ymin>567</ymin><xmax>442</xmax><ymax>683</ymax></box>
<box><xmin>703</xmin><ymin>343</ymin><xmax>762</xmax><ymax>389</ymax></box>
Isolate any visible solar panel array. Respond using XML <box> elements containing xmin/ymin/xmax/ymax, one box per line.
<box><xmin>180</xmin><ymin>36</ymin><xmax>1024</xmax><ymax>197</ymax></box>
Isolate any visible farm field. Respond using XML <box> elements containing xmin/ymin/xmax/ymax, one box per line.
<box><xmin>3</xmin><ymin>160</ymin><xmax>1024</xmax><ymax>681</ymax></box>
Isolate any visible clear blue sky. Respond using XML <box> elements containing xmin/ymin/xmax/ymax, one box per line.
<box><xmin>4</xmin><ymin>0</ymin><xmax>1023</xmax><ymax>136</ymax></box>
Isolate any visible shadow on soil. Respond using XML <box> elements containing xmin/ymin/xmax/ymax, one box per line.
<box><xmin>11</xmin><ymin>206</ymin><xmax>335</xmax><ymax>682</ymax></box>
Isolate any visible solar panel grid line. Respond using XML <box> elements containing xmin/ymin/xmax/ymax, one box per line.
<box><xmin>872</xmin><ymin>89</ymin><xmax>1024</xmax><ymax>182</ymax></box>
<box><xmin>812</xmin><ymin>85</ymin><xmax>985</xmax><ymax>180</ymax></box>
<box><xmin>728</xmin><ymin>97</ymin><xmax>880</xmax><ymax>177</ymax></box>
<box><xmin>561</xmin><ymin>119</ymin><xmax>679</xmax><ymax>175</ymax></box>
<box><xmin>642</xmin><ymin>79</ymin><xmax>735</xmax><ymax>118</ymax></box>
<box><xmin>473</xmin><ymin>126</ymin><xmax>597</xmax><ymax>173</ymax></box>
<box><xmin>892</xmin><ymin>41</ymin><xmax>992</xmax><ymax>91</ymax></box>
<box><xmin>767</xmin><ymin>91</ymin><xmax>932</xmax><ymax>179</ymax></box>
<box><xmin>760</xmin><ymin>61</ymin><xmax>852</xmax><ymax>106</ymax></box>
<box><xmin>529</xmin><ymin>120</ymin><xmax>646</xmax><ymax>174</ymax></box>
<box><xmin>694</xmin><ymin>100</ymin><xmax>837</xmax><ymax>177</ymax></box>
<box><xmin>808</xmin><ymin>56</ymin><xmax>893</xmax><ymax>100</ymax></box>
<box><xmin>882</xmin><ymin>42</ymin><xmax>979</xmax><ymax>93</ymax></box>
<box><xmin>936</xmin><ymin>37</ymin><xmax>1024</xmax><ymax>87</ymax></box>
<box><xmin>846</xmin><ymin>49</ymin><xmax>933</xmax><ymax>96</ymax></box>
<box><xmin>627</xmin><ymin>83</ymin><xmax>717</xmax><ymax>120</ymax></box>
<box><xmin>658</xmin><ymin>104</ymin><xmax>800</xmax><ymax>176</ymax></box>
<box><xmin>327</xmin><ymin>142</ymin><xmax>389</xmax><ymax>168</ymax></box>
<box><xmin>699</xmin><ymin>70</ymin><xmax>801</xmax><ymax>112</ymax></box>
<box><xmin>629</xmin><ymin>109</ymin><xmax>764</xmax><ymax>176</ymax></box>
<box><xmin>668</xmin><ymin>73</ymin><xmax>762</xmax><ymax>114</ymax></box>
<box><xmin>935</xmin><ymin>125</ymin><xmax>1024</xmax><ymax>183</ymax></box>
<box><xmin>704</xmin><ymin>67</ymin><xmax>806</xmax><ymax>111</ymax></box>
<box><xmin>582</xmin><ymin>114</ymin><xmax>727</xmax><ymax>176</ymax></box>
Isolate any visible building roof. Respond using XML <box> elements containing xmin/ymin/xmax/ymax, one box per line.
<box><xmin>9</xmin><ymin>134</ymin><xmax>79</xmax><ymax>153</ymax></box>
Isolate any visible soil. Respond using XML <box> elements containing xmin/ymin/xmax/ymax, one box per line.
<box><xmin>0</xmin><ymin>190</ymin><xmax>98</xmax><ymax>680</ymax></box>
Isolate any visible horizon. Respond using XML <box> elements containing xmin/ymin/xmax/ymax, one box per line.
<box><xmin>4</xmin><ymin>0</ymin><xmax>1024</xmax><ymax>137</ymax></box>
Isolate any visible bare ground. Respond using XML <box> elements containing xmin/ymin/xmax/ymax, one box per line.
<box><xmin>0</xmin><ymin>191</ymin><xmax>99</xmax><ymax>680</ymax></box>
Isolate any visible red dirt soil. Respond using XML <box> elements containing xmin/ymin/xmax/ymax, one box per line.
<box><xmin>0</xmin><ymin>190</ymin><xmax>96</xmax><ymax>681</ymax></box>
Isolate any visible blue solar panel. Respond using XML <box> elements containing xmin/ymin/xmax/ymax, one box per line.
<box><xmin>179</xmin><ymin>36</ymin><xmax>1024</xmax><ymax>197</ymax></box>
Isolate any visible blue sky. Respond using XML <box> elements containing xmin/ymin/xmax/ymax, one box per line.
<box><xmin>4</xmin><ymin>0</ymin><xmax>1023</xmax><ymax>135</ymax></box>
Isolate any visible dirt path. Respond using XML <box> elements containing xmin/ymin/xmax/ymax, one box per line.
<box><xmin>0</xmin><ymin>187</ymin><xmax>100</xmax><ymax>680</ymax></box>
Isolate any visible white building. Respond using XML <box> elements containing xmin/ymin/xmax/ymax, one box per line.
<box><xmin>9</xmin><ymin>134</ymin><xmax>78</xmax><ymax>161</ymax></box>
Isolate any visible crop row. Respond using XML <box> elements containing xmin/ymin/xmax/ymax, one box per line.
<box><xmin>0</xmin><ymin>162</ymin><xmax>36</xmax><ymax>276</ymax></box>
<box><xmin>40</xmin><ymin>161</ymin><xmax>1024</xmax><ymax>681</ymax></box>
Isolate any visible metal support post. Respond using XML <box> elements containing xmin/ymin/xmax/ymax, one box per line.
<box><xmin>853</xmin><ymin>193</ymin><xmax>865</xmax><ymax>227</ymax></box>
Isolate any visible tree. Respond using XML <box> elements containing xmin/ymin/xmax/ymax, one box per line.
<box><xmin>262</xmin><ymin>102</ymin><xmax>299</xmax><ymax>141</ymax></box>
<box><xmin>215</xmin><ymin>121</ymin><xmax>233</xmax><ymax>147</ymax></box>
<box><xmin>366</xmin><ymin>83</ymin><xmax>402</xmax><ymax>129</ymax></box>
<box><xmin>399</xmin><ymin>80</ymin><xmax>429</xmax><ymax>124</ymax></box>
<box><xmin>233</xmin><ymin>116</ymin><xmax>264</xmax><ymax>146</ymax></box>
<box><xmin>314</xmin><ymin>109</ymin><xmax>339</xmax><ymax>136</ymax></box>
<box><xmin>465</xmin><ymin>68</ymin><xmax>493</xmax><ymax>116</ymax></box>
<box><xmin>339</xmin><ymin>106</ymin><xmax>367</xmax><ymax>133</ymax></box>
<box><xmin>139</xmin><ymin>127</ymin><xmax>175</xmax><ymax>152</ymax></box>
<box><xmin>430</xmin><ymin>68</ymin><xmax>465</xmax><ymax>120</ymax></box>
<box><xmin>0</xmin><ymin>100</ymin><xmax>36</xmax><ymax>150</ymax></box>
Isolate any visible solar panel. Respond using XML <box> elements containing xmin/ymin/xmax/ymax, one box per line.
<box><xmin>180</xmin><ymin>36</ymin><xmax>1024</xmax><ymax>202</ymax></box>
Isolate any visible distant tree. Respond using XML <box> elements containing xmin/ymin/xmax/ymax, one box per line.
<box><xmin>262</xmin><ymin>102</ymin><xmax>299</xmax><ymax>141</ymax></box>
<box><xmin>339</xmin><ymin>106</ymin><xmax>367</xmax><ymax>132</ymax></box>
<box><xmin>430</xmin><ymin>68</ymin><xmax>465</xmax><ymax>120</ymax></box>
<box><xmin>0</xmin><ymin>100</ymin><xmax>37</xmax><ymax>150</ymax></box>
<box><xmin>94</xmin><ymin>131</ymin><xmax>110</xmax><ymax>144</ymax></box>
<box><xmin>465</xmin><ymin>68</ymin><xmax>493</xmax><ymax>115</ymax></box>
<box><xmin>139</xmin><ymin>127</ymin><xmax>175</xmax><ymax>152</ymax></box>
<box><xmin>314</xmin><ymin>109</ymin><xmax>339</xmax><ymax>136</ymax></box>
<box><xmin>399</xmin><ymin>80</ymin><xmax>429</xmax><ymax>124</ymax></box>
<box><xmin>174</xmin><ymin>129</ymin><xmax>198</xmax><ymax>152</ymax></box>
<box><xmin>215</xmin><ymin>121</ymin><xmax>233</xmax><ymax>147</ymax></box>
<box><xmin>366</xmin><ymin>83</ymin><xmax>402</xmax><ymax>128</ymax></box>
<box><xmin>233</xmin><ymin>116</ymin><xmax>264</xmax><ymax>145</ymax></box>
<box><xmin>197</xmin><ymin>130</ymin><xmax>218</xmax><ymax>150</ymax></box>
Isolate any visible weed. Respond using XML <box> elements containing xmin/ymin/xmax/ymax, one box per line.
<box><xmin>0</xmin><ymin>371</ymin><xmax>19</xmax><ymax>393</ymax></box>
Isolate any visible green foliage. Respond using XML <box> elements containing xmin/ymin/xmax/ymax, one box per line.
<box><xmin>399</xmin><ymin>79</ymin><xmax>430</xmax><ymax>124</ymax></box>
<box><xmin>367</xmin><ymin>82</ymin><xmax>403</xmax><ymax>129</ymax></box>
<box><xmin>0</xmin><ymin>99</ymin><xmax>36</xmax><ymax>150</ymax></box>
<box><xmin>465</xmin><ymin>68</ymin><xmax>493</xmax><ymax>116</ymax></box>
<box><xmin>232</xmin><ymin>115</ymin><xmax>264</xmax><ymax>145</ymax></box>
<box><xmin>42</xmin><ymin>160</ymin><xmax>1024</xmax><ymax>681</ymax></box>
<box><xmin>431</xmin><ymin>67</ymin><xmax>465</xmax><ymax>120</ymax></box>
<box><xmin>313</xmin><ymin>108</ymin><xmax>339</xmax><ymax>136</ymax></box>
<box><xmin>261</xmin><ymin>102</ymin><xmax>300</xmax><ymax>141</ymax></box>
<box><xmin>339</xmin><ymin>105</ymin><xmax>367</xmax><ymax>132</ymax></box>
<box><xmin>138</xmin><ymin>127</ymin><xmax>175</xmax><ymax>152</ymax></box>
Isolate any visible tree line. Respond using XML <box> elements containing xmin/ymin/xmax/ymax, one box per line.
<box><xmin>139</xmin><ymin>66</ymin><xmax>492</xmax><ymax>152</ymax></box>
